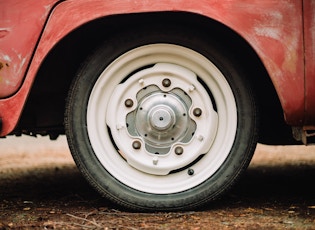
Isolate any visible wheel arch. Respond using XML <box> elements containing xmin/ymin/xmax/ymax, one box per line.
<box><xmin>17</xmin><ymin>11</ymin><xmax>295</xmax><ymax>144</ymax></box>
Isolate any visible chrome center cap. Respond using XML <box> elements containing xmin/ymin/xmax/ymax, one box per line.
<box><xmin>129</xmin><ymin>89</ymin><xmax>195</xmax><ymax>154</ymax></box>
<box><xmin>133</xmin><ymin>92</ymin><xmax>190</xmax><ymax>149</ymax></box>
<box><xmin>149</xmin><ymin>106</ymin><xmax>175</xmax><ymax>131</ymax></box>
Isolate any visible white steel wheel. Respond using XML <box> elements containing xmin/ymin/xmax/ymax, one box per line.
<box><xmin>88</xmin><ymin>44</ymin><xmax>235</xmax><ymax>193</ymax></box>
<box><xmin>65</xmin><ymin>27</ymin><xmax>258</xmax><ymax>211</ymax></box>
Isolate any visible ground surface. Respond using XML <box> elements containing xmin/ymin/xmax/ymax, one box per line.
<box><xmin>1</xmin><ymin>136</ymin><xmax>315</xmax><ymax>229</ymax></box>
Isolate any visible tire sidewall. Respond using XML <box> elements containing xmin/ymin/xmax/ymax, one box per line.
<box><xmin>65</xmin><ymin>26</ymin><xmax>258</xmax><ymax>211</ymax></box>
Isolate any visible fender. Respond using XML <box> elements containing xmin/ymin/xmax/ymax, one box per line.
<box><xmin>0</xmin><ymin>0</ymin><xmax>305</xmax><ymax>136</ymax></box>
<box><xmin>0</xmin><ymin>0</ymin><xmax>59</xmax><ymax>98</ymax></box>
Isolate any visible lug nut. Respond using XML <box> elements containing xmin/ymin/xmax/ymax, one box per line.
<box><xmin>197</xmin><ymin>135</ymin><xmax>204</xmax><ymax>141</ymax></box>
<box><xmin>188</xmin><ymin>85</ymin><xmax>195</xmax><ymax>92</ymax></box>
<box><xmin>153</xmin><ymin>157</ymin><xmax>158</xmax><ymax>165</ymax></box>
<box><xmin>193</xmin><ymin>108</ymin><xmax>202</xmax><ymax>117</ymax></box>
<box><xmin>162</xmin><ymin>78</ymin><xmax>171</xmax><ymax>87</ymax></box>
<box><xmin>138</xmin><ymin>79</ymin><xmax>144</xmax><ymax>85</ymax></box>
<box><xmin>125</xmin><ymin>99</ymin><xmax>134</xmax><ymax>108</ymax></box>
<box><xmin>175</xmin><ymin>146</ymin><xmax>184</xmax><ymax>155</ymax></box>
<box><xmin>132</xmin><ymin>140</ymin><xmax>141</xmax><ymax>149</ymax></box>
<box><xmin>188</xmin><ymin>168</ymin><xmax>194</xmax><ymax>175</ymax></box>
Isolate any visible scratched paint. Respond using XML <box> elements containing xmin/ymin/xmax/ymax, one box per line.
<box><xmin>226</xmin><ymin>1</ymin><xmax>304</xmax><ymax>124</ymax></box>
<box><xmin>0</xmin><ymin>0</ymin><xmax>58</xmax><ymax>98</ymax></box>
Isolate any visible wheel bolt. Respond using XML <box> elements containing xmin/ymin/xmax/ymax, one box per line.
<box><xmin>188</xmin><ymin>168</ymin><xmax>194</xmax><ymax>176</ymax></box>
<box><xmin>132</xmin><ymin>140</ymin><xmax>141</xmax><ymax>149</ymax></box>
<box><xmin>125</xmin><ymin>99</ymin><xmax>134</xmax><ymax>108</ymax></box>
<box><xmin>188</xmin><ymin>85</ymin><xmax>195</xmax><ymax>92</ymax></box>
<box><xmin>197</xmin><ymin>135</ymin><xmax>204</xmax><ymax>141</ymax></box>
<box><xmin>175</xmin><ymin>146</ymin><xmax>184</xmax><ymax>155</ymax></box>
<box><xmin>153</xmin><ymin>157</ymin><xmax>158</xmax><ymax>165</ymax></box>
<box><xmin>138</xmin><ymin>79</ymin><xmax>144</xmax><ymax>85</ymax></box>
<box><xmin>193</xmin><ymin>108</ymin><xmax>202</xmax><ymax>117</ymax></box>
<box><xmin>162</xmin><ymin>78</ymin><xmax>171</xmax><ymax>87</ymax></box>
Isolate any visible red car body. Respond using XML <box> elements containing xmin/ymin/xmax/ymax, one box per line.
<box><xmin>0</xmin><ymin>0</ymin><xmax>314</xmax><ymax>141</ymax></box>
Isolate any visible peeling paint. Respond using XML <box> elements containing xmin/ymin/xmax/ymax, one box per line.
<box><xmin>2</xmin><ymin>55</ymin><xmax>11</xmax><ymax>62</ymax></box>
<box><xmin>254</xmin><ymin>27</ymin><xmax>281</xmax><ymax>40</ymax></box>
<box><xmin>0</xmin><ymin>0</ymin><xmax>57</xmax><ymax>98</ymax></box>
<box><xmin>282</xmin><ymin>42</ymin><xmax>298</xmax><ymax>74</ymax></box>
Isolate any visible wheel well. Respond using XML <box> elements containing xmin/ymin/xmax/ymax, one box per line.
<box><xmin>16</xmin><ymin>12</ymin><xmax>296</xmax><ymax>144</ymax></box>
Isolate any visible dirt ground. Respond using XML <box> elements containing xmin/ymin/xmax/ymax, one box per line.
<box><xmin>1</xmin><ymin>136</ymin><xmax>315</xmax><ymax>229</ymax></box>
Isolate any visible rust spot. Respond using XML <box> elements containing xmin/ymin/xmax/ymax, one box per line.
<box><xmin>5</xmin><ymin>63</ymin><xmax>9</xmax><ymax>67</ymax></box>
<box><xmin>0</xmin><ymin>62</ymin><xmax>3</xmax><ymax>70</ymax></box>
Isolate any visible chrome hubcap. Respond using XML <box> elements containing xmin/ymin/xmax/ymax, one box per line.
<box><xmin>127</xmin><ymin>88</ymin><xmax>196</xmax><ymax>154</ymax></box>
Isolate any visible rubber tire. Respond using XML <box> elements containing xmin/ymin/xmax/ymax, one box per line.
<box><xmin>65</xmin><ymin>25</ymin><xmax>258</xmax><ymax>211</ymax></box>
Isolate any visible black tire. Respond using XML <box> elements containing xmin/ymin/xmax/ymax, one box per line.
<box><xmin>65</xmin><ymin>25</ymin><xmax>258</xmax><ymax>211</ymax></box>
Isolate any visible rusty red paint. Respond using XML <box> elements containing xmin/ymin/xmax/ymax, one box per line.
<box><xmin>0</xmin><ymin>0</ymin><xmax>311</xmax><ymax>136</ymax></box>
<box><xmin>0</xmin><ymin>0</ymin><xmax>58</xmax><ymax>98</ymax></box>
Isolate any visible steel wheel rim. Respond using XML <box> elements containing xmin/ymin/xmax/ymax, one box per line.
<box><xmin>87</xmin><ymin>44</ymin><xmax>237</xmax><ymax>194</ymax></box>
